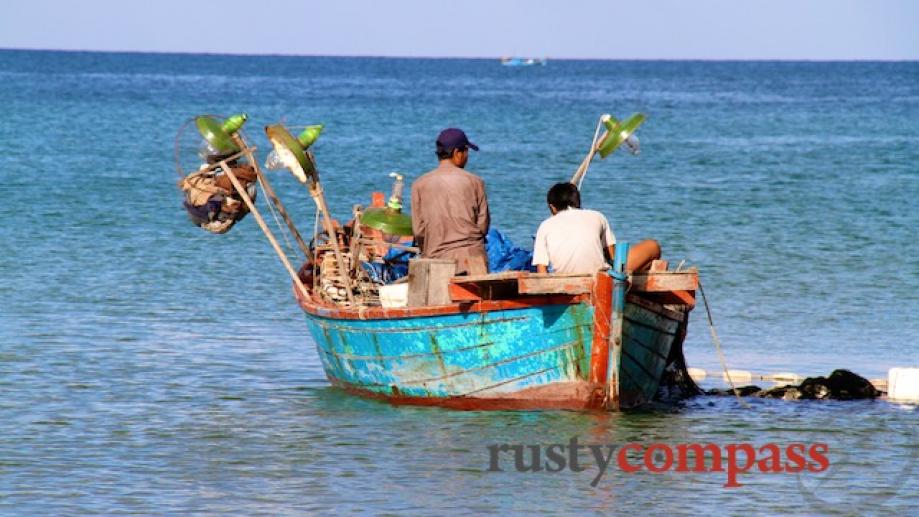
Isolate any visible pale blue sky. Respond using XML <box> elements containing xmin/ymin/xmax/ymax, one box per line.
<box><xmin>1</xmin><ymin>0</ymin><xmax>916</xmax><ymax>60</ymax></box>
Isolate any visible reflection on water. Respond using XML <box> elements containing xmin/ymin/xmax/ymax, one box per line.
<box><xmin>0</xmin><ymin>51</ymin><xmax>917</xmax><ymax>514</ymax></box>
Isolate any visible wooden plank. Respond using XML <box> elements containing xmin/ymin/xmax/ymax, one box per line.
<box><xmin>518</xmin><ymin>275</ymin><xmax>594</xmax><ymax>295</ymax></box>
<box><xmin>448</xmin><ymin>283</ymin><xmax>482</xmax><ymax>302</ymax></box>
<box><xmin>642</xmin><ymin>290</ymin><xmax>697</xmax><ymax>307</ymax></box>
<box><xmin>407</xmin><ymin>259</ymin><xmax>456</xmax><ymax>307</ymax></box>
<box><xmin>449</xmin><ymin>271</ymin><xmax>523</xmax><ymax>301</ymax></box>
<box><xmin>450</xmin><ymin>271</ymin><xmax>526</xmax><ymax>284</ymax></box>
<box><xmin>630</xmin><ymin>270</ymin><xmax>698</xmax><ymax>292</ymax></box>
<box><xmin>649</xmin><ymin>260</ymin><xmax>669</xmax><ymax>272</ymax></box>
<box><xmin>619</xmin><ymin>313</ymin><xmax>678</xmax><ymax>407</ymax></box>
<box><xmin>626</xmin><ymin>294</ymin><xmax>687</xmax><ymax>323</ymax></box>
<box><xmin>300</xmin><ymin>292</ymin><xmax>588</xmax><ymax>320</ymax></box>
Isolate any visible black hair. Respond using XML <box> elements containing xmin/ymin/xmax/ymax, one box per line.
<box><xmin>547</xmin><ymin>182</ymin><xmax>581</xmax><ymax>210</ymax></box>
<box><xmin>436</xmin><ymin>145</ymin><xmax>466</xmax><ymax>161</ymax></box>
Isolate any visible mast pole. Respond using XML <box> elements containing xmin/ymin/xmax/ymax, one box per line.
<box><xmin>605</xmin><ymin>242</ymin><xmax>631</xmax><ymax>410</ymax></box>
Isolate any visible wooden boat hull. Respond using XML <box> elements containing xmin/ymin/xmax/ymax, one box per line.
<box><xmin>299</xmin><ymin>282</ymin><xmax>693</xmax><ymax>410</ymax></box>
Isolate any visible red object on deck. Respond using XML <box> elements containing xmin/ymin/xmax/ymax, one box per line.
<box><xmin>371</xmin><ymin>191</ymin><xmax>385</xmax><ymax>208</ymax></box>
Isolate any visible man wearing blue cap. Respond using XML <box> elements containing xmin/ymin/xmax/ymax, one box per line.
<box><xmin>411</xmin><ymin>128</ymin><xmax>490</xmax><ymax>275</ymax></box>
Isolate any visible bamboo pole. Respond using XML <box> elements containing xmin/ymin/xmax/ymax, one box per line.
<box><xmin>570</xmin><ymin>148</ymin><xmax>596</xmax><ymax>188</ymax></box>
<box><xmin>308</xmin><ymin>183</ymin><xmax>354</xmax><ymax>304</ymax></box>
<box><xmin>570</xmin><ymin>116</ymin><xmax>606</xmax><ymax>188</ymax></box>
<box><xmin>220</xmin><ymin>160</ymin><xmax>310</xmax><ymax>300</ymax></box>
<box><xmin>356</xmin><ymin>239</ymin><xmax>419</xmax><ymax>253</ymax></box>
<box><xmin>349</xmin><ymin>206</ymin><xmax>364</xmax><ymax>278</ymax></box>
<box><xmin>185</xmin><ymin>148</ymin><xmax>248</xmax><ymax>176</ymax></box>
<box><xmin>231</xmin><ymin>134</ymin><xmax>312</xmax><ymax>262</ymax></box>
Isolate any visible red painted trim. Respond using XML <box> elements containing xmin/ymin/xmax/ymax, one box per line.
<box><xmin>328</xmin><ymin>378</ymin><xmax>607</xmax><ymax>411</ymax></box>
<box><xmin>295</xmin><ymin>285</ymin><xmax>589</xmax><ymax>320</ymax></box>
<box><xmin>447</xmin><ymin>283</ymin><xmax>481</xmax><ymax>301</ymax></box>
<box><xmin>292</xmin><ymin>280</ymin><xmax>692</xmax><ymax>323</ymax></box>
<box><xmin>589</xmin><ymin>272</ymin><xmax>612</xmax><ymax>385</ymax></box>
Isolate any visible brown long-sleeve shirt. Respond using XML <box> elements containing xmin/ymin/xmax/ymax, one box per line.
<box><xmin>410</xmin><ymin>162</ymin><xmax>490</xmax><ymax>262</ymax></box>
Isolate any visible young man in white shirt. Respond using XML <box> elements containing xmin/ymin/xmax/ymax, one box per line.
<box><xmin>532</xmin><ymin>182</ymin><xmax>661</xmax><ymax>275</ymax></box>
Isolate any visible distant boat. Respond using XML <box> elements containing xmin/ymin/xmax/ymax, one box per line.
<box><xmin>501</xmin><ymin>57</ymin><xmax>547</xmax><ymax>67</ymax></box>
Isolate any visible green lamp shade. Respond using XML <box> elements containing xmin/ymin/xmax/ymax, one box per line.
<box><xmin>597</xmin><ymin>113</ymin><xmax>645</xmax><ymax>158</ymax></box>
<box><xmin>361</xmin><ymin>207</ymin><xmax>413</xmax><ymax>236</ymax></box>
<box><xmin>297</xmin><ymin>125</ymin><xmax>324</xmax><ymax>149</ymax></box>
<box><xmin>265</xmin><ymin>123</ymin><xmax>318</xmax><ymax>184</ymax></box>
<box><xmin>195</xmin><ymin>114</ymin><xmax>248</xmax><ymax>154</ymax></box>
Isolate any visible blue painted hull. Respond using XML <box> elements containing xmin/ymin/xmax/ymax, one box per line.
<box><xmin>303</xmin><ymin>297</ymin><xmax>688</xmax><ymax>410</ymax></box>
<box><xmin>307</xmin><ymin>303</ymin><xmax>591</xmax><ymax>399</ymax></box>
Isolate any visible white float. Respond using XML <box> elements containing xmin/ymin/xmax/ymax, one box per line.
<box><xmin>769</xmin><ymin>372</ymin><xmax>803</xmax><ymax>384</ymax></box>
<box><xmin>723</xmin><ymin>369</ymin><xmax>752</xmax><ymax>382</ymax></box>
<box><xmin>887</xmin><ymin>368</ymin><xmax>919</xmax><ymax>402</ymax></box>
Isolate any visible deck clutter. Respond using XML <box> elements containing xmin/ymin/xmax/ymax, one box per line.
<box><xmin>174</xmin><ymin>111</ymin><xmax>750</xmax><ymax>410</ymax></box>
<box><xmin>178</xmin><ymin>115</ymin><xmax>261</xmax><ymax>234</ymax></box>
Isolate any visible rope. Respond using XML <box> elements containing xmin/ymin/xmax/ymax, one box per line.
<box><xmin>256</xmin><ymin>175</ymin><xmax>296</xmax><ymax>257</ymax></box>
<box><xmin>609</xmin><ymin>270</ymin><xmax>628</xmax><ymax>282</ymax></box>
<box><xmin>311</xmin><ymin>204</ymin><xmax>321</xmax><ymax>289</ymax></box>
<box><xmin>179</xmin><ymin>170</ymin><xmax>229</xmax><ymax>195</ymax></box>
<box><xmin>698</xmin><ymin>280</ymin><xmax>749</xmax><ymax>408</ymax></box>
<box><xmin>313</xmin><ymin>203</ymin><xmax>321</xmax><ymax>243</ymax></box>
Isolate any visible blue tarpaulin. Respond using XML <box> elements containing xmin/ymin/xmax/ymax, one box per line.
<box><xmin>485</xmin><ymin>228</ymin><xmax>536</xmax><ymax>272</ymax></box>
<box><xmin>362</xmin><ymin>228</ymin><xmax>535</xmax><ymax>284</ymax></box>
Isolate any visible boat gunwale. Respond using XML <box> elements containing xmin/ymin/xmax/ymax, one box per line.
<box><xmin>296</xmin><ymin>283</ymin><xmax>689</xmax><ymax>324</ymax></box>
<box><xmin>295</xmin><ymin>288</ymin><xmax>591</xmax><ymax>321</ymax></box>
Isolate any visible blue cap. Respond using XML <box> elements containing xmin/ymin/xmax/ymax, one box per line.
<box><xmin>436</xmin><ymin>128</ymin><xmax>479</xmax><ymax>153</ymax></box>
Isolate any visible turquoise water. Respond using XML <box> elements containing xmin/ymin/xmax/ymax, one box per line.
<box><xmin>1</xmin><ymin>50</ymin><xmax>917</xmax><ymax>514</ymax></box>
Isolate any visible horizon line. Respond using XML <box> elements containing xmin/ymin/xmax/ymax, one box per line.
<box><xmin>1</xmin><ymin>46</ymin><xmax>917</xmax><ymax>63</ymax></box>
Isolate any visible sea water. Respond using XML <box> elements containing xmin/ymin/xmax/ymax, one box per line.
<box><xmin>0</xmin><ymin>50</ymin><xmax>916</xmax><ymax>514</ymax></box>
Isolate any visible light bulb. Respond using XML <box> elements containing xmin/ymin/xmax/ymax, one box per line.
<box><xmin>623</xmin><ymin>134</ymin><xmax>640</xmax><ymax>156</ymax></box>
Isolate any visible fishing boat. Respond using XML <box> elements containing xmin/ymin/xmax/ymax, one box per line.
<box><xmin>177</xmin><ymin>112</ymin><xmax>701</xmax><ymax>411</ymax></box>
<box><xmin>297</xmin><ymin>268</ymin><xmax>699</xmax><ymax>410</ymax></box>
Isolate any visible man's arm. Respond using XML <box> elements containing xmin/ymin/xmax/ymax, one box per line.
<box><xmin>476</xmin><ymin>179</ymin><xmax>490</xmax><ymax>236</ymax></box>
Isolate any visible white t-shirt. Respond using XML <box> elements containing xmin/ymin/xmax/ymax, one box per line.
<box><xmin>532</xmin><ymin>208</ymin><xmax>616</xmax><ymax>274</ymax></box>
